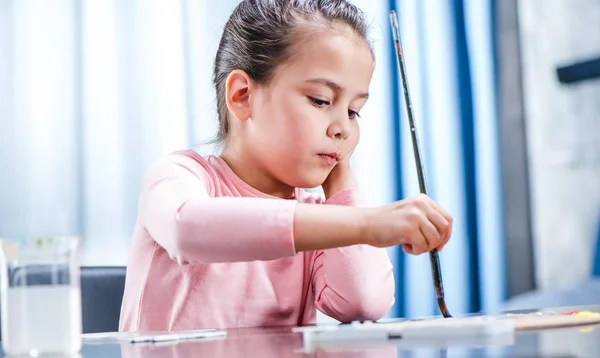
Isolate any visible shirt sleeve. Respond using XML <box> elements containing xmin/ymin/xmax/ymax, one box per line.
<box><xmin>140</xmin><ymin>154</ymin><xmax>297</xmax><ymax>264</ymax></box>
<box><xmin>311</xmin><ymin>189</ymin><xmax>396</xmax><ymax>322</ymax></box>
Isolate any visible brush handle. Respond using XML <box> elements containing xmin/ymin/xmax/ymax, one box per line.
<box><xmin>389</xmin><ymin>12</ymin><xmax>428</xmax><ymax>196</ymax></box>
<box><xmin>389</xmin><ymin>11</ymin><xmax>450</xmax><ymax>316</ymax></box>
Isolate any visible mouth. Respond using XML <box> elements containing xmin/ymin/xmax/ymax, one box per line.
<box><xmin>318</xmin><ymin>153</ymin><xmax>340</xmax><ymax>166</ymax></box>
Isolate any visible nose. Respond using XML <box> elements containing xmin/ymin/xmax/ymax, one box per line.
<box><xmin>326</xmin><ymin>114</ymin><xmax>351</xmax><ymax>140</ymax></box>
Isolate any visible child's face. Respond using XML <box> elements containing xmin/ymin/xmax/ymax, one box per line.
<box><xmin>248</xmin><ymin>26</ymin><xmax>374</xmax><ymax>189</ymax></box>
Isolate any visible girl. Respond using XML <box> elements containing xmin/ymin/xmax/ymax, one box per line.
<box><xmin>119</xmin><ymin>0</ymin><xmax>452</xmax><ymax>332</ymax></box>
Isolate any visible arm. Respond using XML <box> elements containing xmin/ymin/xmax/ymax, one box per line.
<box><xmin>141</xmin><ymin>154</ymin><xmax>370</xmax><ymax>264</ymax></box>
<box><xmin>311</xmin><ymin>162</ymin><xmax>396</xmax><ymax>322</ymax></box>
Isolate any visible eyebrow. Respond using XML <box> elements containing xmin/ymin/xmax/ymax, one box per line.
<box><xmin>304</xmin><ymin>78</ymin><xmax>369</xmax><ymax>99</ymax></box>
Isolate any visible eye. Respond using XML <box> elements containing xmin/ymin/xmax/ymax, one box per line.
<box><xmin>348</xmin><ymin>110</ymin><xmax>361</xmax><ymax>120</ymax></box>
<box><xmin>309</xmin><ymin>97</ymin><xmax>330</xmax><ymax>108</ymax></box>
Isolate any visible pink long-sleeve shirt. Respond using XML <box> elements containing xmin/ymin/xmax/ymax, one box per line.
<box><xmin>119</xmin><ymin>150</ymin><xmax>395</xmax><ymax>331</ymax></box>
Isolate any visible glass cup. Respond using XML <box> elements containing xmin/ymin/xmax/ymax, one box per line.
<box><xmin>0</xmin><ymin>237</ymin><xmax>82</xmax><ymax>356</ymax></box>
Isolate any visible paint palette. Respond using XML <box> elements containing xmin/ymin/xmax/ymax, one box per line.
<box><xmin>493</xmin><ymin>310</ymin><xmax>600</xmax><ymax>330</ymax></box>
<box><xmin>293</xmin><ymin>311</ymin><xmax>600</xmax><ymax>344</ymax></box>
<box><xmin>294</xmin><ymin>316</ymin><xmax>514</xmax><ymax>344</ymax></box>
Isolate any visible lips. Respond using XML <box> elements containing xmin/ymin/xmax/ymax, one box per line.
<box><xmin>318</xmin><ymin>153</ymin><xmax>339</xmax><ymax>166</ymax></box>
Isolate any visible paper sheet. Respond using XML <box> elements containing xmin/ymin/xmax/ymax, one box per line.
<box><xmin>82</xmin><ymin>329</ymin><xmax>226</xmax><ymax>344</ymax></box>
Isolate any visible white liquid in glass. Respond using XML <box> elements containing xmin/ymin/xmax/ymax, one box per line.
<box><xmin>1</xmin><ymin>286</ymin><xmax>82</xmax><ymax>355</ymax></box>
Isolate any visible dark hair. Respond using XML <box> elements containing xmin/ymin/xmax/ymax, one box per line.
<box><xmin>212</xmin><ymin>0</ymin><xmax>372</xmax><ymax>142</ymax></box>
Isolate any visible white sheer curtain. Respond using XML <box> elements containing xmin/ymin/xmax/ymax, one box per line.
<box><xmin>0</xmin><ymin>0</ymin><xmax>504</xmax><ymax>317</ymax></box>
<box><xmin>0</xmin><ymin>0</ymin><xmax>396</xmax><ymax>264</ymax></box>
<box><xmin>0</xmin><ymin>0</ymin><xmax>235</xmax><ymax>264</ymax></box>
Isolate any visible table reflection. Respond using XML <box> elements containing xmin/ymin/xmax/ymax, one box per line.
<box><xmin>113</xmin><ymin>305</ymin><xmax>600</xmax><ymax>358</ymax></box>
<box><xmin>119</xmin><ymin>326</ymin><xmax>398</xmax><ymax>358</ymax></box>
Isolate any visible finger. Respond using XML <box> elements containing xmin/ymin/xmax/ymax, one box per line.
<box><xmin>429</xmin><ymin>200</ymin><xmax>453</xmax><ymax>228</ymax></box>
<box><xmin>413</xmin><ymin>228</ymin><xmax>430</xmax><ymax>255</ymax></box>
<box><xmin>438</xmin><ymin>217</ymin><xmax>453</xmax><ymax>251</ymax></box>
<box><xmin>427</xmin><ymin>201</ymin><xmax>452</xmax><ymax>248</ymax></box>
<box><xmin>424</xmin><ymin>208</ymin><xmax>448</xmax><ymax>246</ymax></box>
<box><xmin>428</xmin><ymin>197</ymin><xmax>451</xmax><ymax>218</ymax></box>
<box><xmin>420</xmin><ymin>219</ymin><xmax>441</xmax><ymax>251</ymax></box>
<box><xmin>414</xmin><ymin>195</ymin><xmax>449</xmax><ymax>240</ymax></box>
<box><xmin>402</xmin><ymin>229</ymin><xmax>427</xmax><ymax>255</ymax></box>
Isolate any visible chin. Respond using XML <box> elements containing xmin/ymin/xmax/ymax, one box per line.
<box><xmin>286</xmin><ymin>174</ymin><xmax>328</xmax><ymax>190</ymax></box>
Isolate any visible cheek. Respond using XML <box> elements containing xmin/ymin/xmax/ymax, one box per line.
<box><xmin>256</xmin><ymin>94</ymin><xmax>326</xmax><ymax>157</ymax></box>
<box><xmin>279</xmin><ymin>105</ymin><xmax>322</xmax><ymax>143</ymax></box>
<box><xmin>256</xmin><ymin>104</ymin><xmax>309</xmax><ymax>157</ymax></box>
<box><xmin>346</xmin><ymin>123</ymin><xmax>360</xmax><ymax>150</ymax></box>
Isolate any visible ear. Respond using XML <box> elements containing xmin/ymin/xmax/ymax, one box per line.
<box><xmin>225</xmin><ymin>70</ymin><xmax>253</xmax><ymax>123</ymax></box>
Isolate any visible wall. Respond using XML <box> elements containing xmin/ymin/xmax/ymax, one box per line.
<box><xmin>518</xmin><ymin>0</ymin><xmax>600</xmax><ymax>289</ymax></box>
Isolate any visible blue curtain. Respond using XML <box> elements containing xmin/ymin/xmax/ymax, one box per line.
<box><xmin>386</xmin><ymin>0</ymin><xmax>506</xmax><ymax>317</ymax></box>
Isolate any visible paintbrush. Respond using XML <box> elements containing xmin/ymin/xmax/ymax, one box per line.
<box><xmin>389</xmin><ymin>10</ymin><xmax>452</xmax><ymax>318</ymax></box>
